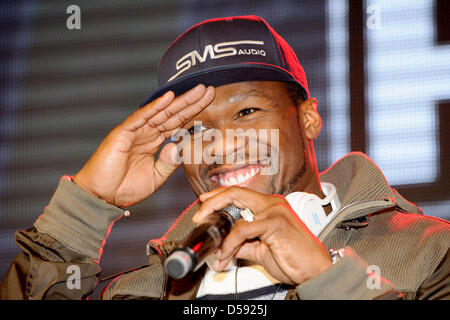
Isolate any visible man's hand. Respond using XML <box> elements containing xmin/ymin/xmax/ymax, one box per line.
<box><xmin>193</xmin><ymin>186</ymin><xmax>332</xmax><ymax>285</ymax></box>
<box><xmin>73</xmin><ymin>84</ymin><xmax>215</xmax><ymax>207</ymax></box>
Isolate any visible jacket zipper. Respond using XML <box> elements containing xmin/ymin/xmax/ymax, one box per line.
<box><xmin>317</xmin><ymin>198</ymin><xmax>395</xmax><ymax>241</ymax></box>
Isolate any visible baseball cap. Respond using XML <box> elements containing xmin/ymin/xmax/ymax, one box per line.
<box><xmin>140</xmin><ymin>15</ymin><xmax>309</xmax><ymax>107</ymax></box>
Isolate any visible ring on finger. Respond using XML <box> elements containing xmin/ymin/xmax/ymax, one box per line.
<box><xmin>240</xmin><ymin>208</ymin><xmax>255</xmax><ymax>222</ymax></box>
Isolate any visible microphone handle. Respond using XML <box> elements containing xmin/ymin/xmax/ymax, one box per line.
<box><xmin>165</xmin><ymin>210</ymin><xmax>235</xmax><ymax>279</ymax></box>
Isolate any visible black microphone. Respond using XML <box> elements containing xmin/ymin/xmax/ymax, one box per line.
<box><xmin>164</xmin><ymin>205</ymin><xmax>243</xmax><ymax>279</ymax></box>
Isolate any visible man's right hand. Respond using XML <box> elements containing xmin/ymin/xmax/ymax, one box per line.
<box><xmin>73</xmin><ymin>84</ymin><xmax>215</xmax><ymax>208</ymax></box>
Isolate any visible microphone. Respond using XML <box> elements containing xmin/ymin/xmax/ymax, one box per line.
<box><xmin>164</xmin><ymin>205</ymin><xmax>244</xmax><ymax>279</ymax></box>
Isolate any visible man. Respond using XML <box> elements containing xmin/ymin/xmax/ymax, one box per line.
<box><xmin>1</xmin><ymin>15</ymin><xmax>448</xmax><ymax>300</ymax></box>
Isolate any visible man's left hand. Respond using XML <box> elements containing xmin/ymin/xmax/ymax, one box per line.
<box><xmin>193</xmin><ymin>186</ymin><xmax>332</xmax><ymax>285</ymax></box>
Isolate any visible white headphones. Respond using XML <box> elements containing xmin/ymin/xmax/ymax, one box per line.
<box><xmin>285</xmin><ymin>182</ymin><xmax>340</xmax><ymax>236</ymax></box>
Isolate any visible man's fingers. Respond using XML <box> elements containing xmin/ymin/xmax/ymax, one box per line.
<box><xmin>218</xmin><ymin>219</ymin><xmax>268</xmax><ymax>261</ymax></box>
<box><xmin>213</xmin><ymin>240</ymin><xmax>260</xmax><ymax>271</ymax></box>
<box><xmin>122</xmin><ymin>84</ymin><xmax>214</xmax><ymax>134</ymax></box>
<box><xmin>216</xmin><ymin>204</ymin><xmax>295</xmax><ymax>262</ymax></box>
<box><xmin>152</xmin><ymin>142</ymin><xmax>181</xmax><ymax>188</ymax></box>
<box><xmin>198</xmin><ymin>186</ymin><xmax>227</xmax><ymax>202</ymax></box>
<box><xmin>124</xmin><ymin>90</ymin><xmax>175</xmax><ymax>131</ymax></box>
<box><xmin>158</xmin><ymin>142</ymin><xmax>179</xmax><ymax>166</ymax></box>
<box><xmin>166</xmin><ymin>85</ymin><xmax>215</xmax><ymax>128</ymax></box>
<box><xmin>150</xmin><ymin>85</ymin><xmax>215</xmax><ymax>131</ymax></box>
<box><xmin>193</xmin><ymin>189</ymin><xmax>253</xmax><ymax>224</ymax></box>
<box><xmin>115</xmin><ymin>85</ymin><xmax>213</xmax><ymax>156</ymax></box>
<box><xmin>194</xmin><ymin>187</ymin><xmax>280</xmax><ymax>224</ymax></box>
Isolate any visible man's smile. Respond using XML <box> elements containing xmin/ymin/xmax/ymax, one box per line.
<box><xmin>210</xmin><ymin>163</ymin><xmax>261</xmax><ymax>186</ymax></box>
<box><xmin>207</xmin><ymin>157</ymin><xmax>272</xmax><ymax>187</ymax></box>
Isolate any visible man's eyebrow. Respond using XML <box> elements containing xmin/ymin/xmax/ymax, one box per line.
<box><xmin>228</xmin><ymin>89</ymin><xmax>274</xmax><ymax>104</ymax></box>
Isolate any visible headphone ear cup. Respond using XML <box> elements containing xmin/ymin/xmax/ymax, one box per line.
<box><xmin>301</xmin><ymin>195</ymin><xmax>328</xmax><ymax>236</ymax></box>
<box><xmin>285</xmin><ymin>192</ymin><xmax>328</xmax><ymax>236</ymax></box>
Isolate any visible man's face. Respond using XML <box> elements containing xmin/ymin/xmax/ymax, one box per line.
<box><xmin>180</xmin><ymin>81</ymin><xmax>309</xmax><ymax>196</ymax></box>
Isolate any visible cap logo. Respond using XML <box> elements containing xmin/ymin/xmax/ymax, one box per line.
<box><xmin>168</xmin><ymin>40</ymin><xmax>265</xmax><ymax>82</ymax></box>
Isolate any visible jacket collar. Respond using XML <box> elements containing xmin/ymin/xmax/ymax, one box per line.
<box><xmin>320</xmin><ymin>152</ymin><xmax>394</xmax><ymax>212</ymax></box>
<box><xmin>318</xmin><ymin>152</ymin><xmax>422</xmax><ymax>240</ymax></box>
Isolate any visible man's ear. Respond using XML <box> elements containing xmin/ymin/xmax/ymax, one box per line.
<box><xmin>297</xmin><ymin>98</ymin><xmax>322</xmax><ymax>140</ymax></box>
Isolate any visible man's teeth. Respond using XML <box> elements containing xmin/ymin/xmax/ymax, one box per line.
<box><xmin>218</xmin><ymin>166</ymin><xmax>260</xmax><ymax>186</ymax></box>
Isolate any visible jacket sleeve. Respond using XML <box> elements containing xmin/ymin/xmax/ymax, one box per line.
<box><xmin>0</xmin><ymin>177</ymin><xmax>124</xmax><ymax>300</ymax></box>
<box><xmin>415</xmin><ymin>248</ymin><xmax>449</xmax><ymax>300</ymax></box>
<box><xmin>295</xmin><ymin>246</ymin><xmax>402</xmax><ymax>300</ymax></box>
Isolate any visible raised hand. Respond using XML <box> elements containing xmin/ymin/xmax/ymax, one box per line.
<box><xmin>73</xmin><ymin>84</ymin><xmax>215</xmax><ymax>207</ymax></box>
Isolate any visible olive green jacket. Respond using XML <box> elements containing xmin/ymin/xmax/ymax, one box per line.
<box><xmin>1</xmin><ymin>152</ymin><xmax>449</xmax><ymax>299</ymax></box>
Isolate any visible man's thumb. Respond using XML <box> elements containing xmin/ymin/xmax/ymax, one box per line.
<box><xmin>153</xmin><ymin>142</ymin><xmax>180</xmax><ymax>188</ymax></box>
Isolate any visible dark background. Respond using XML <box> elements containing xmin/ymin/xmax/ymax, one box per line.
<box><xmin>1</xmin><ymin>0</ymin><xmax>449</xmax><ymax>288</ymax></box>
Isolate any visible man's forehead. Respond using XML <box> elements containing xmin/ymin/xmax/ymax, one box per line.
<box><xmin>215</xmin><ymin>81</ymin><xmax>283</xmax><ymax>104</ymax></box>
<box><xmin>227</xmin><ymin>88</ymin><xmax>273</xmax><ymax>104</ymax></box>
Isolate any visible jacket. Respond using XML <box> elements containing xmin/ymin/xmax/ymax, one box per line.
<box><xmin>1</xmin><ymin>152</ymin><xmax>449</xmax><ymax>299</ymax></box>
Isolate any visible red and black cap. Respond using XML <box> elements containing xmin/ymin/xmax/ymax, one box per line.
<box><xmin>140</xmin><ymin>15</ymin><xmax>309</xmax><ymax>106</ymax></box>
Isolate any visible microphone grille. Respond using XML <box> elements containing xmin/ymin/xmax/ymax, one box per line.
<box><xmin>223</xmin><ymin>205</ymin><xmax>242</xmax><ymax>221</ymax></box>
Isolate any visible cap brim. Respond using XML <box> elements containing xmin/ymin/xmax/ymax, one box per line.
<box><xmin>139</xmin><ymin>63</ymin><xmax>308</xmax><ymax>107</ymax></box>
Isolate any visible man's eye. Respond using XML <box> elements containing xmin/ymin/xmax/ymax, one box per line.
<box><xmin>188</xmin><ymin>125</ymin><xmax>208</xmax><ymax>135</ymax></box>
<box><xmin>237</xmin><ymin>108</ymin><xmax>259</xmax><ymax>117</ymax></box>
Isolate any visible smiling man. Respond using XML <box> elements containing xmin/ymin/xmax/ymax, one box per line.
<box><xmin>1</xmin><ymin>16</ymin><xmax>449</xmax><ymax>300</ymax></box>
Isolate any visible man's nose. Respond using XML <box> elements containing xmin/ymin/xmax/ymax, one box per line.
<box><xmin>203</xmin><ymin>128</ymin><xmax>251</xmax><ymax>164</ymax></box>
